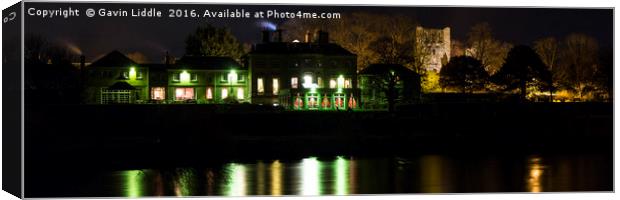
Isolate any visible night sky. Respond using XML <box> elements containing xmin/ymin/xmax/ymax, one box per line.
<box><xmin>25</xmin><ymin>2</ymin><xmax>613</xmax><ymax>63</ymax></box>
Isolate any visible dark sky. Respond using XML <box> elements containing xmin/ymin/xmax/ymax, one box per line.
<box><xmin>25</xmin><ymin>3</ymin><xmax>613</xmax><ymax>63</ymax></box>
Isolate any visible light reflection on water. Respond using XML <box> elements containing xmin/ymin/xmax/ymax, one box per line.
<box><xmin>527</xmin><ymin>156</ymin><xmax>545</xmax><ymax>193</ymax></box>
<box><xmin>113</xmin><ymin>154</ymin><xmax>609</xmax><ymax>197</ymax></box>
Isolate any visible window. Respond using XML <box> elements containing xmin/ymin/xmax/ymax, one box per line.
<box><xmin>337</xmin><ymin>76</ymin><xmax>345</xmax><ymax>88</ymax></box>
<box><xmin>334</xmin><ymin>93</ymin><xmax>346</xmax><ymax>109</ymax></box>
<box><xmin>136</xmin><ymin>71</ymin><xmax>143</xmax><ymax>80</ymax></box>
<box><xmin>175</xmin><ymin>88</ymin><xmax>194</xmax><ymax>100</ymax></box>
<box><xmin>172</xmin><ymin>73</ymin><xmax>180</xmax><ymax>82</ymax></box>
<box><xmin>206</xmin><ymin>87</ymin><xmax>213</xmax><ymax>99</ymax></box>
<box><xmin>307</xmin><ymin>93</ymin><xmax>319</xmax><ymax>109</ymax></box>
<box><xmin>238</xmin><ymin>74</ymin><xmax>245</xmax><ymax>82</ymax></box>
<box><xmin>151</xmin><ymin>87</ymin><xmax>165</xmax><ymax>100</ymax></box>
<box><xmin>100</xmin><ymin>88</ymin><xmax>132</xmax><ymax>104</ymax></box>
<box><xmin>122</xmin><ymin>71</ymin><xmax>129</xmax><ymax>79</ymax></box>
<box><xmin>291</xmin><ymin>77</ymin><xmax>298</xmax><ymax>89</ymax></box>
<box><xmin>228</xmin><ymin>71</ymin><xmax>238</xmax><ymax>83</ymax></box>
<box><xmin>180</xmin><ymin>71</ymin><xmax>191</xmax><ymax>83</ymax></box>
<box><xmin>344</xmin><ymin>78</ymin><xmax>352</xmax><ymax>89</ymax></box>
<box><xmin>221</xmin><ymin>88</ymin><xmax>228</xmax><ymax>99</ymax></box>
<box><xmin>236</xmin><ymin>88</ymin><xmax>244</xmax><ymax>100</ymax></box>
<box><xmin>329</xmin><ymin>79</ymin><xmax>337</xmax><ymax>89</ymax></box>
<box><xmin>272</xmin><ymin>78</ymin><xmax>279</xmax><ymax>95</ymax></box>
<box><xmin>318</xmin><ymin>77</ymin><xmax>323</xmax><ymax>88</ymax></box>
<box><xmin>257</xmin><ymin>78</ymin><xmax>264</xmax><ymax>94</ymax></box>
<box><xmin>191</xmin><ymin>73</ymin><xmax>198</xmax><ymax>82</ymax></box>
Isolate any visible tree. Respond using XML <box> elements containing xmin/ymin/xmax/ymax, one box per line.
<box><xmin>492</xmin><ymin>45</ymin><xmax>551</xmax><ymax>101</ymax></box>
<box><xmin>555</xmin><ymin>33</ymin><xmax>599</xmax><ymax>100</ymax></box>
<box><xmin>281</xmin><ymin>13</ymin><xmax>419</xmax><ymax>71</ymax></box>
<box><xmin>185</xmin><ymin>24</ymin><xmax>245</xmax><ymax>60</ymax></box>
<box><xmin>360</xmin><ymin>64</ymin><xmax>421</xmax><ymax>112</ymax></box>
<box><xmin>439</xmin><ymin>56</ymin><xmax>489</xmax><ymax>93</ymax></box>
<box><xmin>466</xmin><ymin>22</ymin><xmax>512</xmax><ymax>75</ymax></box>
<box><xmin>126</xmin><ymin>52</ymin><xmax>149</xmax><ymax>64</ymax></box>
<box><xmin>534</xmin><ymin>37</ymin><xmax>560</xmax><ymax>101</ymax></box>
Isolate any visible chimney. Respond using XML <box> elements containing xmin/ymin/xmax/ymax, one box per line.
<box><xmin>261</xmin><ymin>30</ymin><xmax>271</xmax><ymax>43</ymax></box>
<box><xmin>164</xmin><ymin>51</ymin><xmax>170</xmax><ymax>65</ymax></box>
<box><xmin>79</xmin><ymin>55</ymin><xmax>85</xmax><ymax>69</ymax></box>
<box><xmin>275</xmin><ymin>29</ymin><xmax>283</xmax><ymax>42</ymax></box>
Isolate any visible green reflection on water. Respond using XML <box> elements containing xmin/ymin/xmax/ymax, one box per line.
<box><xmin>334</xmin><ymin>156</ymin><xmax>349</xmax><ymax>195</ymax></box>
<box><xmin>123</xmin><ymin>170</ymin><xmax>143</xmax><ymax>197</ymax></box>
<box><xmin>174</xmin><ymin>168</ymin><xmax>196</xmax><ymax>197</ymax></box>
<box><xmin>223</xmin><ymin>163</ymin><xmax>247</xmax><ymax>196</ymax></box>
<box><xmin>301</xmin><ymin>157</ymin><xmax>322</xmax><ymax>195</ymax></box>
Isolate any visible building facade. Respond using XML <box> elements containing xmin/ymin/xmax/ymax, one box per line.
<box><xmin>415</xmin><ymin>26</ymin><xmax>451</xmax><ymax>72</ymax></box>
<box><xmin>83</xmin><ymin>51</ymin><xmax>249</xmax><ymax>104</ymax></box>
<box><xmin>245</xmin><ymin>30</ymin><xmax>360</xmax><ymax>110</ymax></box>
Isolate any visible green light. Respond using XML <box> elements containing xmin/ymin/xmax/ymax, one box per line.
<box><xmin>301</xmin><ymin>157</ymin><xmax>322</xmax><ymax>195</ymax></box>
<box><xmin>124</xmin><ymin>170</ymin><xmax>143</xmax><ymax>198</ymax></box>
<box><xmin>228</xmin><ymin>70</ymin><xmax>238</xmax><ymax>84</ymax></box>
<box><xmin>337</xmin><ymin>75</ymin><xmax>345</xmax><ymax>89</ymax></box>
<box><xmin>334</xmin><ymin>156</ymin><xmax>349</xmax><ymax>195</ymax></box>
<box><xmin>129</xmin><ymin>67</ymin><xmax>137</xmax><ymax>80</ymax></box>
<box><xmin>174</xmin><ymin>169</ymin><xmax>196</xmax><ymax>197</ymax></box>
<box><xmin>180</xmin><ymin>70</ymin><xmax>190</xmax><ymax>83</ymax></box>
<box><xmin>223</xmin><ymin>163</ymin><xmax>247</xmax><ymax>196</ymax></box>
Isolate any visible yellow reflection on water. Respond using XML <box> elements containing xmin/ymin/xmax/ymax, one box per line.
<box><xmin>256</xmin><ymin>161</ymin><xmax>266</xmax><ymax>195</ymax></box>
<box><xmin>270</xmin><ymin>160</ymin><xmax>283</xmax><ymax>196</ymax></box>
<box><xmin>300</xmin><ymin>157</ymin><xmax>322</xmax><ymax>196</ymax></box>
<box><xmin>123</xmin><ymin>170</ymin><xmax>144</xmax><ymax>198</ymax></box>
<box><xmin>527</xmin><ymin>157</ymin><xmax>545</xmax><ymax>193</ymax></box>
<box><xmin>420</xmin><ymin>155</ymin><xmax>447</xmax><ymax>193</ymax></box>
<box><xmin>334</xmin><ymin>156</ymin><xmax>349</xmax><ymax>195</ymax></box>
<box><xmin>223</xmin><ymin>163</ymin><xmax>247</xmax><ymax>196</ymax></box>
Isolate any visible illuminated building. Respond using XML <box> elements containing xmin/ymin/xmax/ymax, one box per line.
<box><xmin>245</xmin><ymin>29</ymin><xmax>360</xmax><ymax>110</ymax></box>
<box><xmin>83</xmin><ymin>51</ymin><xmax>249</xmax><ymax>104</ymax></box>
<box><xmin>415</xmin><ymin>26</ymin><xmax>451</xmax><ymax>72</ymax></box>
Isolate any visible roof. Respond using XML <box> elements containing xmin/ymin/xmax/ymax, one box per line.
<box><xmin>108</xmin><ymin>81</ymin><xmax>136</xmax><ymax>90</ymax></box>
<box><xmin>88</xmin><ymin>50</ymin><xmax>138</xmax><ymax>68</ymax></box>
<box><xmin>173</xmin><ymin>56</ymin><xmax>244</xmax><ymax>70</ymax></box>
<box><xmin>248</xmin><ymin>42</ymin><xmax>355</xmax><ymax>56</ymax></box>
<box><xmin>360</xmin><ymin>63</ymin><xmax>419</xmax><ymax>77</ymax></box>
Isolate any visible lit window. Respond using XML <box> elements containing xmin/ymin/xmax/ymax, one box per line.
<box><xmin>180</xmin><ymin>71</ymin><xmax>191</xmax><ymax>83</ymax></box>
<box><xmin>221</xmin><ymin>88</ymin><xmax>228</xmax><ymax>99</ymax></box>
<box><xmin>237</xmin><ymin>88</ymin><xmax>244</xmax><ymax>100</ymax></box>
<box><xmin>303</xmin><ymin>75</ymin><xmax>312</xmax><ymax>88</ymax></box>
<box><xmin>129</xmin><ymin>67</ymin><xmax>137</xmax><ymax>80</ymax></box>
<box><xmin>291</xmin><ymin>77</ymin><xmax>298</xmax><ymax>89</ymax></box>
<box><xmin>317</xmin><ymin>77</ymin><xmax>323</xmax><ymax>88</ymax></box>
<box><xmin>337</xmin><ymin>75</ymin><xmax>345</xmax><ymax>88</ymax></box>
<box><xmin>257</xmin><ymin>78</ymin><xmax>264</xmax><ymax>94</ymax></box>
<box><xmin>329</xmin><ymin>79</ymin><xmax>337</xmax><ymax>89</ymax></box>
<box><xmin>228</xmin><ymin>70</ymin><xmax>238</xmax><ymax>83</ymax></box>
<box><xmin>151</xmin><ymin>87</ymin><xmax>165</xmax><ymax>100</ymax></box>
<box><xmin>344</xmin><ymin>78</ymin><xmax>352</xmax><ymax>89</ymax></box>
<box><xmin>206</xmin><ymin>87</ymin><xmax>213</xmax><ymax>99</ymax></box>
<box><xmin>273</xmin><ymin>78</ymin><xmax>279</xmax><ymax>95</ymax></box>
<box><xmin>175</xmin><ymin>88</ymin><xmax>194</xmax><ymax>100</ymax></box>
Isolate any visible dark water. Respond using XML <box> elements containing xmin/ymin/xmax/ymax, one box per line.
<box><xmin>28</xmin><ymin>154</ymin><xmax>611</xmax><ymax>197</ymax></box>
